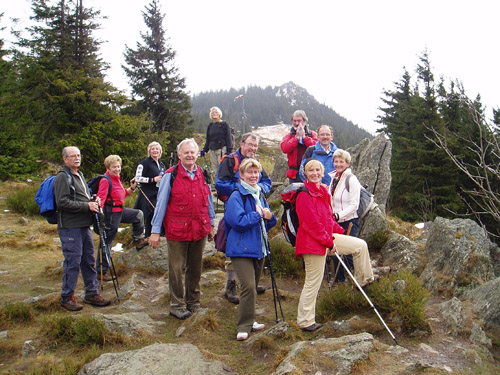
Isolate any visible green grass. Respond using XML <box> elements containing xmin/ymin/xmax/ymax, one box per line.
<box><xmin>0</xmin><ymin>302</ymin><xmax>35</xmax><ymax>328</ymax></box>
<box><xmin>6</xmin><ymin>185</ymin><xmax>40</xmax><ymax>216</ymax></box>
<box><xmin>267</xmin><ymin>237</ymin><xmax>304</xmax><ymax>279</ymax></box>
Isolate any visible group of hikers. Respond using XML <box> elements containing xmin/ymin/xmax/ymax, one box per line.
<box><xmin>53</xmin><ymin>108</ymin><xmax>377</xmax><ymax>341</ymax></box>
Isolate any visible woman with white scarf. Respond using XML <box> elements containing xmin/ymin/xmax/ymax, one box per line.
<box><xmin>224</xmin><ymin>158</ymin><xmax>277</xmax><ymax>341</ymax></box>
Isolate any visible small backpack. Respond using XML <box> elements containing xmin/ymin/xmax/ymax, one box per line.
<box><xmin>345</xmin><ymin>175</ymin><xmax>378</xmax><ymax>219</ymax></box>
<box><xmin>87</xmin><ymin>174</ymin><xmax>113</xmax><ymax>207</ymax></box>
<box><xmin>35</xmin><ymin>170</ymin><xmax>74</xmax><ymax>224</ymax></box>
<box><xmin>280</xmin><ymin>183</ymin><xmax>310</xmax><ymax>247</ymax></box>
<box><xmin>214</xmin><ymin>188</ymin><xmax>248</xmax><ymax>253</ymax></box>
<box><xmin>216</xmin><ymin>152</ymin><xmax>240</xmax><ymax>202</ymax></box>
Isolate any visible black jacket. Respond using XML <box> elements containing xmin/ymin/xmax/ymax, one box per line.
<box><xmin>203</xmin><ymin>121</ymin><xmax>232</xmax><ymax>151</ymax></box>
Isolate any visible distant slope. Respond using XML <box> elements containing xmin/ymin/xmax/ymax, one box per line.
<box><xmin>191</xmin><ymin>81</ymin><xmax>372</xmax><ymax>149</ymax></box>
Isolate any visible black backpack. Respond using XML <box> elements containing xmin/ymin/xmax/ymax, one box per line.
<box><xmin>87</xmin><ymin>174</ymin><xmax>113</xmax><ymax>206</ymax></box>
<box><xmin>280</xmin><ymin>183</ymin><xmax>310</xmax><ymax>247</ymax></box>
<box><xmin>344</xmin><ymin>175</ymin><xmax>378</xmax><ymax>219</ymax></box>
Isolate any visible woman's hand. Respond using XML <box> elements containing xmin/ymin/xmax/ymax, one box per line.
<box><xmin>256</xmin><ymin>206</ymin><xmax>272</xmax><ymax>220</ymax></box>
<box><xmin>327</xmin><ymin>244</ymin><xmax>337</xmax><ymax>256</ymax></box>
<box><xmin>130</xmin><ymin>178</ymin><xmax>137</xmax><ymax>190</ymax></box>
<box><xmin>153</xmin><ymin>175</ymin><xmax>163</xmax><ymax>183</ymax></box>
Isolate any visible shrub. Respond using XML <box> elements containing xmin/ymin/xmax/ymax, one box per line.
<box><xmin>267</xmin><ymin>238</ymin><xmax>304</xmax><ymax>279</ymax></box>
<box><xmin>316</xmin><ymin>269</ymin><xmax>430</xmax><ymax>333</ymax></box>
<box><xmin>40</xmin><ymin>314</ymin><xmax>108</xmax><ymax>347</ymax></box>
<box><xmin>6</xmin><ymin>185</ymin><xmax>40</xmax><ymax>216</ymax></box>
<box><xmin>365</xmin><ymin>230</ymin><xmax>389</xmax><ymax>253</ymax></box>
<box><xmin>0</xmin><ymin>302</ymin><xmax>35</xmax><ymax>327</ymax></box>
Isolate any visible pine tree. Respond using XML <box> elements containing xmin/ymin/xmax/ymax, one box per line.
<box><xmin>123</xmin><ymin>0</ymin><xmax>192</xmax><ymax>144</ymax></box>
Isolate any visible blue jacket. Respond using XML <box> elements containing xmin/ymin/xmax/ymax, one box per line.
<box><xmin>224</xmin><ymin>183</ymin><xmax>277</xmax><ymax>259</ymax></box>
<box><xmin>299</xmin><ymin>141</ymin><xmax>338</xmax><ymax>185</ymax></box>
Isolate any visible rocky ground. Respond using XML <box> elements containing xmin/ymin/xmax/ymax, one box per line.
<box><xmin>1</xmin><ymin>180</ymin><xmax>499</xmax><ymax>374</ymax></box>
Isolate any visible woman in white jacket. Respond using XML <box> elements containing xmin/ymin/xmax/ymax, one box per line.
<box><xmin>328</xmin><ymin>149</ymin><xmax>361</xmax><ymax>283</ymax></box>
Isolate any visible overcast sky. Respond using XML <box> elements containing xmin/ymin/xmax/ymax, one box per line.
<box><xmin>2</xmin><ymin>0</ymin><xmax>499</xmax><ymax>134</ymax></box>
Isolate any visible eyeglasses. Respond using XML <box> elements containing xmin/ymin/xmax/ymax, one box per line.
<box><xmin>244</xmin><ymin>142</ymin><xmax>258</xmax><ymax>149</ymax></box>
<box><xmin>66</xmin><ymin>154</ymin><xmax>81</xmax><ymax>159</ymax></box>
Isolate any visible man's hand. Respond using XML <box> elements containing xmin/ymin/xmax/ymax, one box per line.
<box><xmin>149</xmin><ymin>233</ymin><xmax>160</xmax><ymax>248</ymax></box>
<box><xmin>88</xmin><ymin>201</ymin><xmax>99</xmax><ymax>212</ymax></box>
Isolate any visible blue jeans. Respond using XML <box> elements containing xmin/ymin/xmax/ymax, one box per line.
<box><xmin>58</xmin><ymin>227</ymin><xmax>98</xmax><ymax>302</ymax></box>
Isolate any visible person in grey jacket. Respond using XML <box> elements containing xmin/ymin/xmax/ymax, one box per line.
<box><xmin>54</xmin><ymin>146</ymin><xmax>110</xmax><ymax>311</ymax></box>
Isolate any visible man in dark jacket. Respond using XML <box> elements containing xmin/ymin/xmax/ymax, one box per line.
<box><xmin>215</xmin><ymin>133</ymin><xmax>272</xmax><ymax>304</ymax></box>
<box><xmin>280</xmin><ymin>110</ymin><xmax>318</xmax><ymax>183</ymax></box>
<box><xmin>54</xmin><ymin>146</ymin><xmax>110</xmax><ymax>311</ymax></box>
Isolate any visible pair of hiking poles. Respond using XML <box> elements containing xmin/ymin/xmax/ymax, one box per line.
<box><xmin>93</xmin><ymin>205</ymin><xmax>120</xmax><ymax>302</ymax></box>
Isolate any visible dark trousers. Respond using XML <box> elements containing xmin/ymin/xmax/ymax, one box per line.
<box><xmin>167</xmin><ymin>237</ymin><xmax>207</xmax><ymax>309</ymax></box>
<box><xmin>97</xmin><ymin>207</ymin><xmax>144</xmax><ymax>273</ymax></box>
<box><xmin>332</xmin><ymin>218</ymin><xmax>359</xmax><ymax>282</ymax></box>
<box><xmin>231</xmin><ymin>257</ymin><xmax>264</xmax><ymax>334</ymax></box>
<box><xmin>58</xmin><ymin>227</ymin><xmax>98</xmax><ymax>302</ymax></box>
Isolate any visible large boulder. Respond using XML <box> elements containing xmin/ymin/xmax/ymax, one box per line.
<box><xmin>380</xmin><ymin>231</ymin><xmax>421</xmax><ymax>273</ymax></box>
<box><xmin>79</xmin><ymin>343</ymin><xmax>236</xmax><ymax>375</ymax></box>
<box><xmin>466</xmin><ymin>277</ymin><xmax>500</xmax><ymax>334</ymax></box>
<box><xmin>420</xmin><ymin>217</ymin><xmax>496</xmax><ymax>294</ymax></box>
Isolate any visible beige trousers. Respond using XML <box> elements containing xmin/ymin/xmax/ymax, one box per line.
<box><xmin>209</xmin><ymin>147</ymin><xmax>226</xmax><ymax>175</ymax></box>
<box><xmin>333</xmin><ymin>233</ymin><xmax>374</xmax><ymax>287</ymax></box>
<box><xmin>297</xmin><ymin>252</ymin><xmax>327</xmax><ymax>328</ymax></box>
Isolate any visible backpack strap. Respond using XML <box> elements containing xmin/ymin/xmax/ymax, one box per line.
<box><xmin>101</xmin><ymin>175</ymin><xmax>115</xmax><ymax>207</ymax></box>
<box><xmin>170</xmin><ymin>164</ymin><xmax>210</xmax><ymax>186</ymax></box>
<box><xmin>345</xmin><ymin>174</ymin><xmax>351</xmax><ymax>192</ymax></box>
<box><xmin>58</xmin><ymin>170</ymin><xmax>75</xmax><ymax>200</ymax></box>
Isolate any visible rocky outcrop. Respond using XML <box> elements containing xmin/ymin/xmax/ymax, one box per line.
<box><xmin>466</xmin><ymin>277</ymin><xmax>500</xmax><ymax>333</ymax></box>
<box><xmin>380</xmin><ymin>231</ymin><xmax>421</xmax><ymax>273</ymax></box>
<box><xmin>420</xmin><ymin>217</ymin><xmax>496</xmax><ymax>294</ymax></box>
<box><xmin>274</xmin><ymin>333</ymin><xmax>375</xmax><ymax>375</ymax></box>
<box><xmin>78</xmin><ymin>343</ymin><xmax>237</xmax><ymax>375</ymax></box>
<box><xmin>94</xmin><ymin>312</ymin><xmax>165</xmax><ymax>336</ymax></box>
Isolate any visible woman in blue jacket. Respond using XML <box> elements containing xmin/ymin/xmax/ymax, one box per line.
<box><xmin>225</xmin><ymin>158</ymin><xmax>277</xmax><ymax>341</ymax></box>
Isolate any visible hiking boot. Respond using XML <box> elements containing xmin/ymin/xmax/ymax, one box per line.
<box><xmin>187</xmin><ymin>304</ymin><xmax>202</xmax><ymax>314</ymax></box>
<box><xmin>256</xmin><ymin>285</ymin><xmax>267</xmax><ymax>294</ymax></box>
<box><xmin>61</xmin><ymin>295</ymin><xmax>83</xmax><ymax>311</ymax></box>
<box><xmin>83</xmin><ymin>293</ymin><xmax>111</xmax><ymax>307</ymax></box>
<box><xmin>170</xmin><ymin>308</ymin><xmax>192</xmax><ymax>320</ymax></box>
<box><xmin>134</xmin><ymin>238</ymin><xmax>148</xmax><ymax>250</ymax></box>
<box><xmin>224</xmin><ymin>280</ymin><xmax>239</xmax><ymax>304</ymax></box>
<box><xmin>98</xmin><ymin>272</ymin><xmax>113</xmax><ymax>282</ymax></box>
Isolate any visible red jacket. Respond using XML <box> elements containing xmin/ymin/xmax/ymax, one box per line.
<box><xmin>280</xmin><ymin>127</ymin><xmax>318</xmax><ymax>180</ymax></box>
<box><xmin>164</xmin><ymin>164</ymin><xmax>211</xmax><ymax>241</ymax></box>
<box><xmin>97</xmin><ymin>172</ymin><xmax>130</xmax><ymax>213</ymax></box>
<box><xmin>295</xmin><ymin>181</ymin><xmax>344</xmax><ymax>256</ymax></box>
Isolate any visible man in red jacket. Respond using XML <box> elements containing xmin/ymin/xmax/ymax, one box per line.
<box><xmin>280</xmin><ymin>110</ymin><xmax>318</xmax><ymax>183</ymax></box>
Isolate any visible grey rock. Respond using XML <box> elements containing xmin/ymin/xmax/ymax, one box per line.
<box><xmin>385</xmin><ymin>345</ymin><xmax>408</xmax><ymax>355</ymax></box>
<box><xmin>0</xmin><ymin>331</ymin><xmax>8</xmax><ymax>340</ymax></box>
<box><xmin>0</xmin><ymin>270</ymin><xmax>9</xmax><ymax>275</ymax></box>
<box><xmin>94</xmin><ymin>312</ymin><xmax>165</xmax><ymax>336</ymax></box>
<box><xmin>420</xmin><ymin>217</ymin><xmax>495</xmax><ymax>294</ymax></box>
<box><xmin>469</xmin><ymin>322</ymin><xmax>492</xmax><ymax>348</ymax></box>
<box><xmin>78</xmin><ymin>343</ymin><xmax>237</xmax><ymax>375</ymax></box>
<box><xmin>23</xmin><ymin>292</ymin><xmax>59</xmax><ymax>305</ymax></box>
<box><xmin>419</xmin><ymin>343</ymin><xmax>439</xmax><ymax>354</ymax></box>
<box><xmin>438</xmin><ymin>297</ymin><xmax>466</xmax><ymax>335</ymax></box>
<box><xmin>120</xmin><ymin>300</ymin><xmax>145</xmax><ymax>312</ymax></box>
<box><xmin>245</xmin><ymin>321</ymin><xmax>289</xmax><ymax>346</ymax></box>
<box><xmin>270</xmin><ymin>153</ymin><xmax>288</xmax><ymax>185</ymax></box>
<box><xmin>118</xmin><ymin>238</ymin><xmax>170</xmax><ymax>271</ymax></box>
<box><xmin>118</xmin><ymin>273</ymin><xmax>137</xmax><ymax>299</ymax></box>
<box><xmin>393</xmin><ymin>280</ymin><xmax>407</xmax><ymax>292</ymax></box>
<box><xmin>22</xmin><ymin>340</ymin><xmax>36</xmax><ymax>357</ymax></box>
<box><xmin>274</xmin><ymin>332</ymin><xmax>374</xmax><ymax>375</ymax></box>
<box><xmin>380</xmin><ymin>231</ymin><xmax>421</xmax><ymax>273</ymax></box>
<box><xmin>466</xmin><ymin>277</ymin><xmax>500</xmax><ymax>331</ymax></box>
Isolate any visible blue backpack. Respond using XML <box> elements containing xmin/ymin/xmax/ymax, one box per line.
<box><xmin>35</xmin><ymin>170</ymin><xmax>74</xmax><ymax>224</ymax></box>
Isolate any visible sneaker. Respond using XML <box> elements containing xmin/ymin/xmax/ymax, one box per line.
<box><xmin>134</xmin><ymin>238</ymin><xmax>148</xmax><ymax>250</ymax></box>
<box><xmin>83</xmin><ymin>293</ymin><xmax>111</xmax><ymax>307</ymax></box>
<box><xmin>236</xmin><ymin>332</ymin><xmax>249</xmax><ymax>341</ymax></box>
<box><xmin>187</xmin><ymin>304</ymin><xmax>202</xmax><ymax>313</ymax></box>
<box><xmin>224</xmin><ymin>280</ymin><xmax>240</xmax><ymax>304</ymax></box>
<box><xmin>61</xmin><ymin>295</ymin><xmax>83</xmax><ymax>311</ymax></box>
<box><xmin>170</xmin><ymin>308</ymin><xmax>192</xmax><ymax>320</ymax></box>
<box><xmin>252</xmin><ymin>322</ymin><xmax>265</xmax><ymax>331</ymax></box>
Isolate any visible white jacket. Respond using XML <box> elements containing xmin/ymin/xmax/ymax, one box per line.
<box><xmin>328</xmin><ymin>168</ymin><xmax>360</xmax><ymax>222</ymax></box>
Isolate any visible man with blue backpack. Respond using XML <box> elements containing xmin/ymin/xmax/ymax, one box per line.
<box><xmin>53</xmin><ymin>146</ymin><xmax>110</xmax><ymax>311</ymax></box>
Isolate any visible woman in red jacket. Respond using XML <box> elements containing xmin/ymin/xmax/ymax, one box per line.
<box><xmin>295</xmin><ymin>159</ymin><xmax>338</xmax><ymax>331</ymax></box>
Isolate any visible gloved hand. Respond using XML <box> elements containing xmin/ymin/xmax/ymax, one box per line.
<box><xmin>226</xmin><ymin>148</ymin><xmax>232</xmax><ymax>155</ymax></box>
<box><xmin>200</xmin><ymin>150</ymin><xmax>206</xmax><ymax>157</ymax></box>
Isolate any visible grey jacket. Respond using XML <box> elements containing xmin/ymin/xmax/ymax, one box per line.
<box><xmin>53</xmin><ymin>166</ymin><xmax>93</xmax><ymax>229</ymax></box>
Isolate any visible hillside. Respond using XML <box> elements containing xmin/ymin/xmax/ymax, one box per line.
<box><xmin>191</xmin><ymin>82</ymin><xmax>372</xmax><ymax>149</ymax></box>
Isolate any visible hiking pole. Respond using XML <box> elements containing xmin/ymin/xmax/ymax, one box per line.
<box><xmin>333</xmin><ymin>252</ymin><xmax>398</xmax><ymax>345</ymax></box>
<box><xmin>93</xmin><ymin>206</ymin><xmax>120</xmax><ymax>301</ymax></box>
<box><xmin>136</xmin><ymin>184</ymin><xmax>155</xmax><ymax>209</ymax></box>
<box><xmin>260</xmin><ymin>219</ymin><xmax>285</xmax><ymax>322</ymax></box>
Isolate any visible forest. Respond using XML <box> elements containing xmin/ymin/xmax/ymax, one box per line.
<box><xmin>1</xmin><ymin>0</ymin><xmax>499</xmax><ymax>239</ymax></box>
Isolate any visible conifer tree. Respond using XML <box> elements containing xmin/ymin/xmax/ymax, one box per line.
<box><xmin>123</xmin><ymin>0</ymin><xmax>192</xmax><ymax>143</ymax></box>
